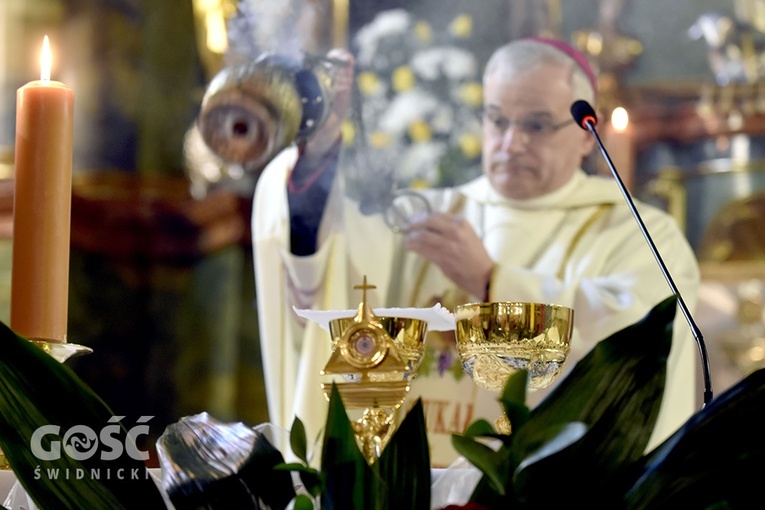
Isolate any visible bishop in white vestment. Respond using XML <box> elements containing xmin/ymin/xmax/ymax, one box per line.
<box><xmin>251</xmin><ymin>39</ymin><xmax>700</xmax><ymax>466</ymax></box>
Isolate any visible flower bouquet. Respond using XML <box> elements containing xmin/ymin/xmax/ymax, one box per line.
<box><xmin>343</xmin><ymin>9</ymin><xmax>484</xmax><ymax>192</ymax></box>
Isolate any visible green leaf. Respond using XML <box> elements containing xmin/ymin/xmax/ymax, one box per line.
<box><xmin>509</xmin><ymin>420</ymin><xmax>588</xmax><ymax>474</ymax></box>
<box><xmin>501</xmin><ymin>370</ymin><xmax>528</xmax><ymax>405</ymax></box>
<box><xmin>519</xmin><ymin>297</ymin><xmax>676</xmax><ymax>476</ymax></box>
<box><xmin>299</xmin><ymin>469</ymin><xmax>323</xmax><ymax>499</ymax></box>
<box><xmin>0</xmin><ymin>322</ymin><xmax>166</xmax><ymax>510</ymax></box>
<box><xmin>451</xmin><ymin>435</ymin><xmax>507</xmax><ymax>495</ymax></box>
<box><xmin>463</xmin><ymin>419</ymin><xmax>496</xmax><ymax>438</ymax></box>
<box><xmin>377</xmin><ymin>399</ymin><xmax>431</xmax><ymax>510</ymax></box>
<box><xmin>511</xmin><ymin>422</ymin><xmax>589</xmax><ymax>503</ymax></box>
<box><xmin>274</xmin><ymin>463</ymin><xmax>322</xmax><ymax>498</ymax></box>
<box><xmin>274</xmin><ymin>462</ymin><xmax>312</xmax><ymax>472</ymax></box>
<box><xmin>293</xmin><ymin>494</ymin><xmax>316</xmax><ymax>510</ymax></box>
<box><xmin>460</xmin><ymin>419</ymin><xmax>513</xmax><ymax>449</ymax></box>
<box><xmin>623</xmin><ymin>368</ymin><xmax>765</xmax><ymax>509</ymax></box>
<box><xmin>499</xmin><ymin>371</ymin><xmax>531</xmax><ymax>432</ymax></box>
<box><xmin>290</xmin><ymin>416</ymin><xmax>309</xmax><ymax>464</ymax></box>
<box><xmin>515</xmin><ymin>422</ymin><xmax>587</xmax><ymax>473</ymax></box>
<box><xmin>320</xmin><ymin>384</ymin><xmax>383</xmax><ymax>510</ymax></box>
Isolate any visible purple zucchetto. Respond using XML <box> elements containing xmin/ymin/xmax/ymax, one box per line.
<box><xmin>527</xmin><ymin>37</ymin><xmax>598</xmax><ymax>94</ymax></box>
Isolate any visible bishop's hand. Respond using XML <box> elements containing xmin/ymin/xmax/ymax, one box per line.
<box><xmin>302</xmin><ymin>48</ymin><xmax>355</xmax><ymax>166</ymax></box>
<box><xmin>403</xmin><ymin>213</ymin><xmax>494</xmax><ymax>299</ymax></box>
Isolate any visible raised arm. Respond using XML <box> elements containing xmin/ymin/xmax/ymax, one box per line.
<box><xmin>288</xmin><ymin>49</ymin><xmax>355</xmax><ymax>255</ymax></box>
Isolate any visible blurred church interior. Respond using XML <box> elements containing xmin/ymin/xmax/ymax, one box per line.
<box><xmin>1</xmin><ymin>0</ymin><xmax>764</xmax><ymax>460</ymax></box>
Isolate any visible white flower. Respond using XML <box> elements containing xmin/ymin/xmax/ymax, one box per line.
<box><xmin>377</xmin><ymin>89</ymin><xmax>439</xmax><ymax>135</ymax></box>
<box><xmin>440</xmin><ymin>47</ymin><xmax>479</xmax><ymax>80</ymax></box>
<box><xmin>411</xmin><ymin>47</ymin><xmax>478</xmax><ymax>81</ymax></box>
<box><xmin>355</xmin><ymin>9</ymin><xmax>413</xmax><ymax>66</ymax></box>
<box><xmin>430</xmin><ymin>107</ymin><xmax>455</xmax><ymax>134</ymax></box>
<box><xmin>398</xmin><ymin>142</ymin><xmax>446</xmax><ymax>183</ymax></box>
<box><xmin>349</xmin><ymin>9</ymin><xmax>484</xmax><ymax>189</ymax></box>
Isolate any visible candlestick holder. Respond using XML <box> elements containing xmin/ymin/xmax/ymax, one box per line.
<box><xmin>29</xmin><ymin>339</ymin><xmax>93</xmax><ymax>363</ymax></box>
<box><xmin>321</xmin><ymin>278</ymin><xmax>428</xmax><ymax>464</ymax></box>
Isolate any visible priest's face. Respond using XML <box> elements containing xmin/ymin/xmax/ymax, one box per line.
<box><xmin>482</xmin><ymin>63</ymin><xmax>595</xmax><ymax>200</ymax></box>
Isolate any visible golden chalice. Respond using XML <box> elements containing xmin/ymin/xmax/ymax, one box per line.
<box><xmin>455</xmin><ymin>302</ymin><xmax>574</xmax><ymax>431</ymax></box>
<box><xmin>321</xmin><ymin>278</ymin><xmax>427</xmax><ymax>464</ymax></box>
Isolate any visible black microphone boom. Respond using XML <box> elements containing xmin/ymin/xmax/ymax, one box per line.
<box><xmin>570</xmin><ymin>99</ymin><xmax>714</xmax><ymax>407</ymax></box>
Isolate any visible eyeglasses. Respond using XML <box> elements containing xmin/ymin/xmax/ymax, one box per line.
<box><xmin>483</xmin><ymin>111</ymin><xmax>576</xmax><ymax>137</ymax></box>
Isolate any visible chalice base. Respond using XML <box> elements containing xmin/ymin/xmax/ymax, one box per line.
<box><xmin>350</xmin><ymin>408</ymin><xmax>396</xmax><ymax>465</ymax></box>
<box><xmin>321</xmin><ymin>380</ymin><xmax>409</xmax><ymax>464</ymax></box>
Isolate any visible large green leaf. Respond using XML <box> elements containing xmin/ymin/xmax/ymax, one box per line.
<box><xmin>514</xmin><ymin>296</ymin><xmax>675</xmax><ymax>472</ymax></box>
<box><xmin>320</xmin><ymin>384</ymin><xmax>384</xmax><ymax>510</ymax></box>
<box><xmin>453</xmin><ymin>372</ymin><xmax>530</xmax><ymax>499</ymax></box>
<box><xmin>463</xmin><ymin>419</ymin><xmax>497</xmax><ymax>439</ymax></box>
<box><xmin>0</xmin><ymin>322</ymin><xmax>166</xmax><ymax>509</ymax></box>
<box><xmin>463</xmin><ymin>447</ymin><xmax>514</xmax><ymax>509</ymax></box>
<box><xmin>622</xmin><ymin>368</ymin><xmax>765</xmax><ymax>509</ymax></box>
<box><xmin>499</xmin><ymin>370</ymin><xmax>531</xmax><ymax>432</ymax></box>
<box><xmin>452</xmin><ymin>434</ymin><xmax>508</xmax><ymax>496</ymax></box>
<box><xmin>377</xmin><ymin>399</ymin><xmax>431</xmax><ymax>510</ymax></box>
<box><xmin>509</xmin><ymin>421</ymin><xmax>589</xmax><ymax>505</ymax></box>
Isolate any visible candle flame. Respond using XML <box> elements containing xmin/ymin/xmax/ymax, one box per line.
<box><xmin>40</xmin><ymin>35</ymin><xmax>51</xmax><ymax>81</ymax></box>
<box><xmin>611</xmin><ymin>107</ymin><xmax>629</xmax><ymax>132</ymax></box>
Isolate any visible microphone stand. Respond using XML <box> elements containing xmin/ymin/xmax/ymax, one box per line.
<box><xmin>583</xmin><ymin>119</ymin><xmax>714</xmax><ymax>407</ymax></box>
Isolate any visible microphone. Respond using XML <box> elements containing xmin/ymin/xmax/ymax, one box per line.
<box><xmin>570</xmin><ymin>99</ymin><xmax>714</xmax><ymax>407</ymax></box>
